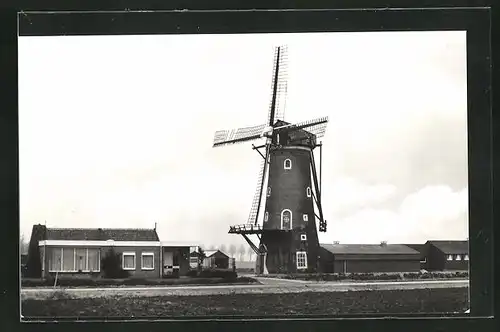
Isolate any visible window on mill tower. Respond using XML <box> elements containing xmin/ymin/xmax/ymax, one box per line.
<box><xmin>284</xmin><ymin>159</ymin><xmax>292</xmax><ymax>170</ymax></box>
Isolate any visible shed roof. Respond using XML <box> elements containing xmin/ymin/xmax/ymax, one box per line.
<box><xmin>427</xmin><ymin>240</ymin><xmax>469</xmax><ymax>254</ymax></box>
<box><xmin>320</xmin><ymin>243</ymin><xmax>419</xmax><ymax>255</ymax></box>
<box><xmin>204</xmin><ymin>249</ymin><xmax>229</xmax><ymax>258</ymax></box>
<box><xmin>44</xmin><ymin>227</ymin><xmax>159</xmax><ymax>242</ymax></box>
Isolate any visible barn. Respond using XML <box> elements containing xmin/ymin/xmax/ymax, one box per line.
<box><xmin>404</xmin><ymin>243</ymin><xmax>428</xmax><ymax>270</ymax></box>
<box><xmin>319</xmin><ymin>242</ymin><xmax>421</xmax><ymax>273</ymax></box>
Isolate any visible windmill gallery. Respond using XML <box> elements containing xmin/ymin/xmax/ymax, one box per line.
<box><xmin>212</xmin><ymin>46</ymin><xmax>329</xmax><ymax>275</ymax></box>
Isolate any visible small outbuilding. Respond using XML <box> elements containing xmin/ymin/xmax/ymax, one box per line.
<box><xmin>203</xmin><ymin>249</ymin><xmax>230</xmax><ymax>269</ymax></box>
<box><xmin>319</xmin><ymin>242</ymin><xmax>421</xmax><ymax>273</ymax></box>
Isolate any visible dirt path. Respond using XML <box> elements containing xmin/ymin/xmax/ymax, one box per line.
<box><xmin>21</xmin><ymin>279</ymin><xmax>468</xmax><ymax>300</ymax></box>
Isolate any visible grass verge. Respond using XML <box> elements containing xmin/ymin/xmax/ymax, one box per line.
<box><xmin>22</xmin><ymin>276</ymin><xmax>257</xmax><ymax>288</ymax></box>
<box><xmin>258</xmin><ymin>271</ymin><xmax>469</xmax><ymax>282</ymax></box>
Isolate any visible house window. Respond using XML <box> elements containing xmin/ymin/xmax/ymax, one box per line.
<box><xmin>447</xmin><ymin>254</ymin><xmax>454</xmax><ymax>261</ymax></box>
<box><xmin>49</xmin><ymin>248</ymin><xmax>63</xmax><ymax>272</ymax></box>
<box><xmin>300</xmin><ymin>234</ymin><xmax>307</xmax><ymax>241</ymax></box>
<box><xmin>296</xmin><ymin>251</ymin><xmax>307</xmax><ymax>269</ymax></box>
<box><xmin>141</xmin><ymin>252</ymin><xmax>155</xmax><ymax>270</ymax></box>
<box><xmin>306</xmin><ymin>187</ymin><xmax>312</xmax><ymax>198</ymax></box>
<box><xmin>284</xmin><ymin>158</ymin><xmax>292</xmax><ymax>170</ymax></box>
<box><xmin>76</xmin><ymin>248</ymin><xmax>87</xmax><ymax>271</ymax></box>
<box><xmin>267</xmin><ymin>187</ymin><xmax>271</xmax><ymax>197</ymax></box>
<box><xmin>303</xmin><ymin>214</ymin><xmax>308</xmax><ymax>222</ymax></box>
<box><xmin>264</xmin><ymin>211</ymin><xmax>269</xmax><ymax>222</ymax></box>
<box><xmin>123</xmin><ymin>252</ymin><xmax>136</xmax><ymax>270</ymax></box>
<box><xmin>281</xmin><ymin>209</ymin><xmax>292</xmax><ymax>230</ymax></box>
<box><xmin>464</xmin><ymin>254</ymin><xmax>469</xmax><ymax>261</ymax></box>
<box><xmin>48</xmin><ymin>247</ymin><xmax>100</xmax><ymax>272</ymax></box>
<box><xmin>62</xmin><ymin>247</ymin><xmax>75</xmax><ymax>271</ymax></box>
<box><xmin>455</xmin><ymin>254</ymin><xmax>462</xmax><ymax>261</ymax></box>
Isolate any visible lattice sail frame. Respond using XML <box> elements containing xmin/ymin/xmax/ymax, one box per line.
<box><xmin>246</xmin><ymin>143</ymin><xmax>270</xmax><ymax>225</ymax></box>
<box><xmin>266</xmin><ymin>45</ymin><xmax>289</xmax><ymax>125</ymax></box>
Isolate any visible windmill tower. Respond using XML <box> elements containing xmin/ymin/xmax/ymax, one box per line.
<box><xmin>212</xmin><ymin>46</ymin><xmax>329</xmax><ymax>274</ymax></box>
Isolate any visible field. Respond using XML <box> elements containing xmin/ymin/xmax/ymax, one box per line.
<box><xmin>22</xmin><ymin>287</ymin><xmax>468</xmax><ymax>319</ymax></box>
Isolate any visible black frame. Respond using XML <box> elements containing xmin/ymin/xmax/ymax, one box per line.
<box><xmin>1</xmin><ymin>1</ymin><xmax>494</xmax><ymax>332</ymax></box>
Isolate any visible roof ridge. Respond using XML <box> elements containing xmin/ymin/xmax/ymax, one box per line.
<box><xmin>47</xmin><ymin>227</ymin><xmax>155</xmax><ymax>231</ymax></box>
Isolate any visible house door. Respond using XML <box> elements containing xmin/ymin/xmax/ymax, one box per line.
<box><xmin>163</xmin><ymin>251</ymin><xmax>173</xmax><ymax>276</ymax></box>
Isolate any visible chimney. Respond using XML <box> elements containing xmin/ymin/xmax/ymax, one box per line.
<box><xmin>154</xmin><ymin>222</ymin><xmax>157</xmax><ymax>231</ymax></box>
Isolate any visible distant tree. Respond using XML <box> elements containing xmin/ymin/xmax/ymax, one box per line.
<box><xmin>229</xmin><ymin>244</ymin><xmax>237</xmax><ymax>258</ymax></box>
<box><xmin>247</xmin><ymin>246</ymin><xmax>254</xmax><ymax>261</ymax></box>
<box><xmin>20</xmin><ymin>234</ymin><xmax>29</xmax><ymax>255</ymax></box>
<box><xmin>219</xmin><ymin>244</ymin><xmax>227</xmax><ymax>254</ymax></box>
<box><xmin>197</xmin><ymin>247</ymin><xmax>206</xmax><ymax>272</ymax></box>
<box><xmin>238</xmin><ymin>244</ymin><xmax>246</xmax><ymax>261</ymax></box>
<box><xmin>101</xmin><ymin>248</ymin><xmax>130</xmax><ymax>279</ymax></box>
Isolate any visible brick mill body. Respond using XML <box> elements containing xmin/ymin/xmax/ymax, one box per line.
<box><xmin>212</xmin><ymin>46</ymin><xmax>329</xmax><ymax>274</ymax></box>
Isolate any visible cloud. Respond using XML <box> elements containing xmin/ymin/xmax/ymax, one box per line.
<box><xmin>321</xmin><ymin>185</ymin><xmax>468</xmax><ymax>244</ymax></box>
<box><xmin>326</xmin><ymin>177</ymin><xmax>397</xmax><ymax>215</ymax></box>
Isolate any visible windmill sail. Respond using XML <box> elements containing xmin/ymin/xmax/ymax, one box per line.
<box><xmin>267</xmin><ymin>45</ymin><xmax>289</xmax><ymax>126</ymax></box>
<box><xmin>277</xmin><ymin>116</ymin><xmax>329</xmax><ymax>136</ymax></box>
<box><xmin>213</xmin><ymin>124</ymin><xmax>267</xmax><ymax>147</ymax></box>
<box><xmin>247</xmin><ymin>143</ymin><xmax>270</xmax><ymax>225</ymax></box>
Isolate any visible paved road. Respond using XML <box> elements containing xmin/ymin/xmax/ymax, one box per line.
<box><xmin>21</xmin><ymin>279</ymin><xmax>468</xmax><ymax>300</ymax></box>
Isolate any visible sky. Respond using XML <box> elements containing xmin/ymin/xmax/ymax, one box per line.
<box><xmin>18</xmin><ymin>31</ymin><xmax>468</xmax><ymax>248</ymax></box>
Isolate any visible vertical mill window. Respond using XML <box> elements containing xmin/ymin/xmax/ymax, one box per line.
<box><xmin>303</xmin><ymin>214</ymin><xmax>308</xmax><ymax>222</ymax></box>
<box><xmin>281</xmin><ymin>209</ymin><xmax>292</xmax><ymax>230</ymax></box>
<box><xmin>284</xmin><ymin>159</ymin><xmax>292</xmax><ymax>170</ymax></box>
<box><xmin>296</xmin><ymin>251</ymin><xmax>307</xmax><ymax>269</ymax></box>
<box><xmin>264</xmin><ymin>212</ymin><xmax>269</xmax><ymax>222</ymax></box>
<box><xmin>267</xmin><ymin>187</ymin><xmax>271</xmax><ymax>197</ymax></box>
<box><xmin>306</xmin><ymin>187</ymin><xmax>312</xmax><ymax>198</ymax></box>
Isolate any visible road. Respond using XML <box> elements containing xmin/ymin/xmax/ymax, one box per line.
<box><xmin>21</xmin><ymin>278</ymin><xmax>469</xmax><ymax>300</ymax></box>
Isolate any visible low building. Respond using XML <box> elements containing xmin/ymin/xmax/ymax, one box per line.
<box><xmin>424</xmin><ymin>240</ymin><xmax>469</xmax><ymax>271</ymax></box>
<box><xmin>27</xmin><ymin>224</ymin><xmax>196</xmax><ymax>279</ymax></box>
<box><xmin>319</xmin><ymin>242</ymin><xmax>421</xmax><ymax>273</ymax></box>
<box><xmin>403</xmin><ymin>243</ymin><xmax>428</xmax><ymax>270</ymax></box>
<box><xmin>203</xmin><ymin>249</ymin><xmax>230</xmax><ymax>269</ymax></box>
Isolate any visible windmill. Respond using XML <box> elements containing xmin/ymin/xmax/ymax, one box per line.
<box><xmin>212</xmin><ymin>45</ymin><xmax>329</xmax><ymax>274</ymax></box>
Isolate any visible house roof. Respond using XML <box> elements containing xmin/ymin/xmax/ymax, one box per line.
<box><xmin>44</xmin><ymin>227</ymin><xmax>159</xmax><ymax>242</ymax></box>
<box><xmin>427</xmin><ymin>240</ymin><xmax>469</xmax><ymax>254</ymax></box>
<box><xmin>320</xmin><ymin>243</ymin><xmax>420</xmax><ymax>255</ymax></box>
